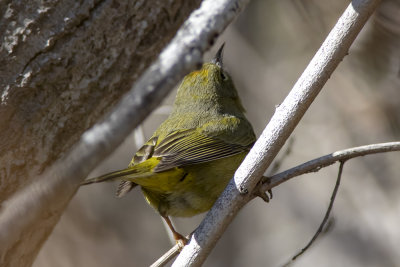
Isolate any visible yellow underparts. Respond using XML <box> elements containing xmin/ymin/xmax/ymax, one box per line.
<box><xmin>132</xmin><ymin>153</ymin><xmax>247</xmax><ymax>217</ymax></box>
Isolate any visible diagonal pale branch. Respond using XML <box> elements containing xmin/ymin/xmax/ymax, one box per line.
<box><xmin>0</xmin><ymin>0</ymin><xmax>252</xmax><ymax>265</ymax></box>
<box><xmin>259</xmin><ymin>141</ymin><xmax>400</xmax><ymax>193</ymax></box>
<box><xmin>173</xmin><ymin>0</ymin><xmax>382</xmax><ymax>266</ymax></box>
<box><xmin>153</xmin><ymin>142</ymin><xmax>400</xmax><ymax>266</ymax></box>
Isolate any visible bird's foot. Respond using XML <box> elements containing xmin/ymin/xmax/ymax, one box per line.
<box><xmin>255</xmin><ymin>176</ymin><xmax>273</xmax><ymax>202</ymax></box>
<box><xmin>173</xmin><ymin>232</ymin><xmax>188</xmax><ymax>251</ymax></box>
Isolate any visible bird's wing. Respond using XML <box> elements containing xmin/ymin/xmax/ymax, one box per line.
<box><xmin>152</xmin><ymin>129</ymin><xmax>253</xmax><ymax>172</ymax></box>
<box><xmin>116</xmin><ymin>136</ymin><xmax>158</xmax><ymax>197</ymax></box>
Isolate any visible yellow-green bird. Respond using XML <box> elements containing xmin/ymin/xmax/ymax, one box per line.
<box><xmin>82</xmin><ymin>44</ymin><xmax>256</xmax><ymax>243</ymax></box>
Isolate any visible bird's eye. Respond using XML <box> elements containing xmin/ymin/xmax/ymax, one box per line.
<box><xmin>220</xmin><ymin>71</ymin><xmax>228</xmax><ymax>81</ymax></box>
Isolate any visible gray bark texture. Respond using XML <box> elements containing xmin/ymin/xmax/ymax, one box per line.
<box><xmin>0</xmin><ymin>0</ymin><xmax>201</xmax><ymax>265</ymax></box>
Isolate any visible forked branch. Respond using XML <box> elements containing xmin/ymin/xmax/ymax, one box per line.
<box><xmin>154</xmin><ymin>141</ymin><xmax>399</xmax><ymax>266</ymax></box>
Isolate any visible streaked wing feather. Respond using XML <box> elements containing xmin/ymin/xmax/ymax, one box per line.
<box><xmin>153</xmin><ymin>130</ymin><xmax>252</xmax><ymax>172</ymax></box>
<box><xmin>116</xmin><ymin>136</ymin><xmax>158</xmax><ymax>197</ymax></box>
<box><xmin>116</xmin><ymin>180</ymin><xmax>138</xmax><ymax>198</ymax></box>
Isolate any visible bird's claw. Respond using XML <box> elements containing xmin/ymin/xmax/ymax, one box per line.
<box><xmin>176</xmin><ymin>238</ymin><xmax>187</xmax><ymax>251</ymax></box>
<box><xmin>255</xmin><ymin>176</ymin><xmax>273</xmax><ymax>202</ymax></box>
<box><xmin>173</xmin><ymin>232</ymin><xmax>188</xmax><ymax>251</ymax></box>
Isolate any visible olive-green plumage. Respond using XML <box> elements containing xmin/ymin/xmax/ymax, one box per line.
<box><xmin>82</xmin><ymin>44</ymin><xmax>256</xmax><ymax>240</ymax></box>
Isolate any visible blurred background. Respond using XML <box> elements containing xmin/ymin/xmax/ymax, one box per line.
<box><xmin>34</xmin><ymin>0</ymin><xmax>400</xmax><ymax>266</ymax></box>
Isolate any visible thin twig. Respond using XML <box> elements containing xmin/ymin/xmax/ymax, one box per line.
<box><xmin>150</xmin><ymin>244</ymin><xmax>181</xmax><ymax>267</ymax></box>
<box><xmin>281</xmin><ymin>161</ymin><xmax>346</xmax><ymax>267</ymax></box>
<box><xmin>259</xmin><ymin>142</ymin><xmax>400</xmax><ymax>193</ymax></box>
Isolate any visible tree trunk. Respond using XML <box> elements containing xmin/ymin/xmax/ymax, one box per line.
<box><xmin>0</xmin><ymin>0</ymin><xmax>201</xmax><ymax>265</ymax></box>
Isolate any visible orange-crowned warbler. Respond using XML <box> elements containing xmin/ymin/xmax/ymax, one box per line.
<box><xmin>82</xmin><ymin>44</ymin><xmax>256</xmax><ymax>244</ymax></box>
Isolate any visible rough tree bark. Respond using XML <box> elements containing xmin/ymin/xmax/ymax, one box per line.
<box><xmin>0</xmin><ymin>0</ymin><xmax>201</xmax><ymax>265</ymax></box>
<box><xmin>0</xmin><ymin>0</ymin><xmax>201</xmax><ymax>201</ymax></box>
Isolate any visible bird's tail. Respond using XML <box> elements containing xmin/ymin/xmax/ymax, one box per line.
<box><xmin>81</xmin><ymin>168</ymin><xmax>138</xmax><ymax>185</ymax></box>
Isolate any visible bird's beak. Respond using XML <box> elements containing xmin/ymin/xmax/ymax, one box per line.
<box><xmin>212</xmin><ymin>43</ymin><xmax>225</xmax><ymax>68</ymax></box>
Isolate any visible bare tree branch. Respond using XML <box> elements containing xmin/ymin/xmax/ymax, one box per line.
<box><xmin>173</xmin><ymin>0</ymin><xmax>382</xmax><ymax>266</ymax></box>
<box><xmin>260</xmin><ymin>141</ymin><xmax>400</xmax><ymax>193</ymax></box>
<box><xmin>153</xmin><ymin>142</ymin><xmax>400</xmax><ymax>267</ymax></box>
<box><xmin>0</xmin><ymin>0</ymin><xmax>251</xmax><ymax>265</ymax></box>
